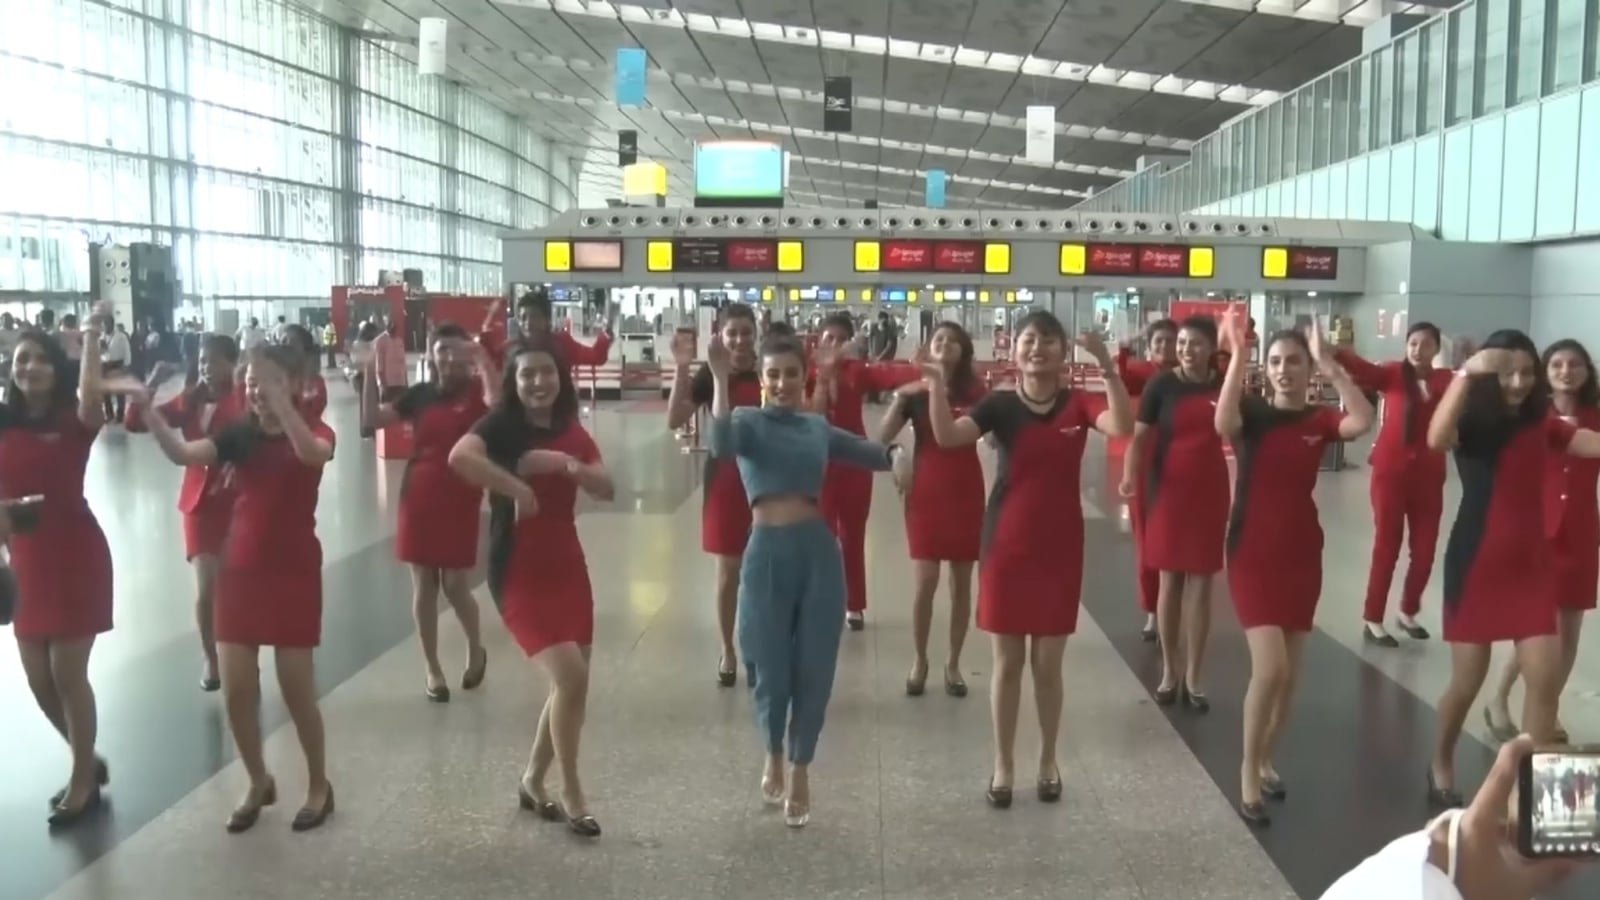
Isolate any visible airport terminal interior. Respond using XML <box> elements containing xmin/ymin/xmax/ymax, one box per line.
<box><xmin>6</xmin><ymin>0</ymin><xmax>1600</xmax><ymax>898</ymax></box>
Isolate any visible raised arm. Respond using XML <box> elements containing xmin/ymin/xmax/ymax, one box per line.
<box><xmin>77</xmin><ymin>320</ymin><xmax>107</xmax><ymax>430</ymax></box>
<box><xmin>1080</xmin><ymin>333</ymin><xmax>1132</xmax><ymax>437</ymax></box>
<box><xmin>1427</xmin><ymin>350</ymin><xmax>1505</xmax><ymax>452</ymax></box>
<box><xmin>265</xmin><ymin>382</ymin><xmax>333</xmax><ymax>467</ymax></box>
<box><xmin>705</xmin><ymin>335</ymin><xmax>742</xmax><ymax>457</ymax></box>
<box><xmin>920</xmin><ymin>365</ymin><xmax>983</xmax><ymax>448</ymax></box>
<box><xmin>875</xmin><ymin>387</ymin><xmax>917</xmax><ymax>444</ymax></box>
<box><xmin>1311</xmin><ymin>326</ymin><xmax>1376</xmax><ymax>440</ymax></box>
<box><xmin>826</xmin><ymin>425</ymin><xmax>897</xmax><ymax>471</ymax></box>
<box><xmin>1215</xmin><ymin>319</ymin><xmax>1249</xmax><ymax>439</ymax></box>
<box><xmin>666</xmin><ymin>332</ymin><xmax>700</xmax><ymax>431</ymax></box>
<box><xmin>130</xmin><ymin>392</ymin><xmax>218</xmax><ymax>467</ymax></box>
<box><xmin>1332</xmin><ymin>348</ymin><xmax>1392</xmax><ymax>394</ymax></box>
<box><xmin>558</xmin><ymin>328</ymin><xmax>612</xmax><ymax>367</ymax></box>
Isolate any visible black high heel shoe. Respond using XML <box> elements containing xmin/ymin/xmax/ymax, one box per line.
<box><xmin>1398</xmin><ymin>619</ymin><xmax>1431</xmax><ymax>641</ymax></box>
<box><xmin>1426</xmin><ymin>771</ymin><xmax>1463</xmax><ymax>809</ymax></box>
<box><xmin>1037</xmin><ymin>773</ymin><xmax>1063</xmax><ymax>804</ymax></box>
<box><xmin>562</xmin><ymin>803</ymin><xmax>602</xmax><ymax>838</ymax></box>
<box><xmin>717</xmin><ymin>655</ymin><xmax>737</xmax><ymax>688</ymax></box>
<box><xmin>518</xmin><ymin>781</ymin><xmax>563</xmax><ymax>822</ymax></box>
<box><xmin>47</xmin><ymin>787</ymin><xmax>103</xmax><ymax>830</ymax></box>
<box><xmin>49</xmin><ymin>757</ymin><xmax>109</xmax><ymax>808</ymax></box>
<box><xmin>1261</xmin><ymin>775</ymin><xmax>1287</xmax><ymax>802</ymax></box>
<box><xmin>944</xmin><ymin>669</ymin><xmax>968</xmax><ymax>698</ymax></box>
<box><xmin>1153</xmin><ymin>685</ymin><xmax>1179</xmax><ymax>706</ymax></box>
<box><xmin>1181</xmin><ymin>685</ymin><xmax>1210</xmax><ymax>714</ymax></box>
<box><xmin>291</xmin><ymin>784</ymin><xmax>335</xmax><ymax>832</ymax></box>
<box><xmin>462</xmin><ymin>647</ymin><xmax>488</xmax><ymax>691</ymax></box>
<box><xmin>225</xmin><ymin>780</ymin><xmax>278</xmax><ymax>834</ymax></box>
<box><xmin>1237</xmin><ymin>800</ymin><xmax>1271</xmax><ymax>827</ymax></box>
<box><xmin>425</xmin><ymin>679</ymin><xmax>451</xmax><ymax>703</ymax></box>
<box><xmin>986</xmin><ymin>781</ymin><xmax>1013</xmax><ymax>810</ymax></box>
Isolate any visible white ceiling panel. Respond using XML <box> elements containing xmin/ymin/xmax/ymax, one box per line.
<box><xmin>290</xmin><ymin>0</ymin><xmax>1446</xmax><ymax>209</ymax></box>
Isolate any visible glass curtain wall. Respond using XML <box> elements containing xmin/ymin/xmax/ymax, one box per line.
<box><xmin>1074</xmin><ymin>0</ymin><xmax>1600</xmax><ymax>242</ymax></box>
<box><xmin>0</xmin><ymin>0</ymin><xmax>580</xmax><ymax>324</ymax></box>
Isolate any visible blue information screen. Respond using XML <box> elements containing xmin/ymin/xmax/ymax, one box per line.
<box><xmin>694</xmin><ymin>142</ymin><xmax>785</xmax><ymax>199</ymax></box>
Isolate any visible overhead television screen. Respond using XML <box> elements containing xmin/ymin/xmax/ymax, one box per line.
<box><xmin>1288</xmin><ymin>247</ymin><xmax>1339</xmax><ymax>279</ymax></box>
<box><xmin>571</xmin><ymin>240</ymin><xmax>623</xmax><ymax>272</ymax></box>
<box><xmin>694</xmin><ymin>141</ymin><xmax>785</xmax><ymax>207</ymax></box>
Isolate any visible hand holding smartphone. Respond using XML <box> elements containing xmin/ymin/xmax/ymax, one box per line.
<box><xmin>1520</xmin><ymin>746</ymin><xmax>1600</xmax><ymax>858</ymax></box>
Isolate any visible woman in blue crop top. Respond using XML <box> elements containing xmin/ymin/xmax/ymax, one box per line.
<box><xmin>706</xmin><ymin>331</ymin><xmax>901</xmax><ymax>830</ymax></box>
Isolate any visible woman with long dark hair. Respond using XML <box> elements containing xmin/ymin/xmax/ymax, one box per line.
<box><xmin>705</xmin><ymin>330</ymin><xmax>900</xmax><ymax>827</ymax></box>
<box><xmin>1425</xmin><ymin>329</ymin><xmax>1600</xmax><ymax>807</ymax></box>
<box><xmin>1484</xmin><ymin>338</ymin><xmax>1600</xmax><ymax>742</ymax></box>
<box><xmin>923</xmin><ymin>310</ymin><xmax>1132</xmax><ymax>808</ymax></box>
<box><xmin>134</xmin><ymin>343</ymin><xmax>337</xmax><ymax>833</ymax></box>
<box><xmin>0</xmin><ymin>315</ymin><xmax>117</xmax><ymax>827</ymax></box>
<box><xmin>125</xmin><ymin>334</ymin><xmax>245</xmax><ymax>691</ymax></box>
<box><xmin>665</xmin><ymin>303</ymin><xmax>760</xmax><ymax>686</ymax></box>
<box><xmin>876</xmin><ymin>321</ymin><xmax>985</xmax><ymax>697</ymax></box>
<box><xmin>448</xmin><ymin>337</ymin><xmax>614</xmax><ymax>838</ymax></box>
<box><xmin>1114</xmin><ymin>318</ymin><xmax>1177</xmax><ymax>641</ymax></box>
<box><xmin>363</xmin><ymin>323</ymin><xmax>498</xmax><ymax>702</ymax></box>
<box><xmin>281</xmin><ymin>324</ymin><xmax>328</xmax><ymax>421</ymax></box>
<box><xmin>1215</xmin><ymin>319</ymin><xmax>1373</xmax><ymax>826</ymax></box>
<box><xmin>1334</xmin><ymin>321</ymin><xmax>1453</xmax><ymax>647</ymax></box>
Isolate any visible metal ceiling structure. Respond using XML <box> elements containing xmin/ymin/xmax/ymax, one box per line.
<box><xmin>292</xmin><ymin>0</ymin><xmax>1456</xmax><ymax>210</ymax></box>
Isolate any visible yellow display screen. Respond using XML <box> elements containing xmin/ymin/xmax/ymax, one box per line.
<box><xmin>1059</xmin><ymin>243</ymin><xmax>1086</xmax><ymax>276</ymax></box>
<box><xmin>1262</xmin><ymin>247</ymin><xmax>1289</xmax><ymax>279</ymax></box>
<box><xmin>853</xmin><ymin>241</ymin><xmax>881</xmax><ymax>273</ymax></box>
<box><xmin>777</xmin><ymin>241</ymin><xmax>804</xmax><ymax>272</ymax></box>
<box><xmin>1188</xmin><ymin>246</ymin><xmax>1216</xmax><ymax>279</ymax></box>
<box><xmin>544</xmin><ymin>241</ymin><xmax>572</xmax><ymax>273</ymax></box>
<box><xmin>984</xmin><ymin>242</ymin><xmax>1011</xmax><ymax>275</ymax></box>
<box><xmin>646</xmin><ymin>241</ymin><xmax>673</xmax><ymax>273</ymax></box>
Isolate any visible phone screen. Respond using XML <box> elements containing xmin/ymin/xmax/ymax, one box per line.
<box><xmin>1522</xmin><ymin>749</ymin><xmax>1600</xmax><ymax>857</ymax></box>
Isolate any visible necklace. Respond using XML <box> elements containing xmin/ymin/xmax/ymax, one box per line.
<box><xmin>1018</xmin><ymin>382</ymin><xmax>1059</xmax><ymax>408</ymax></box>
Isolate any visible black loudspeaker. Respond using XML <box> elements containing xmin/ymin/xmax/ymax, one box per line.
<box><xmin>403</xmin><ymin>268</ymin><xmax>424</xmax><ymax>289</ymax></box>
<box><xmin>129</xmin><ymin>242</ymin><xmax>176</xmax><ymax>334</ymax></box>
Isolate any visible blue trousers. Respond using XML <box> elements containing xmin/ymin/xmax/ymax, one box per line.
<box><xmin>738</xmin><ymin>519</ymin><xmax>846</xmax><ymax>765</ymax></box>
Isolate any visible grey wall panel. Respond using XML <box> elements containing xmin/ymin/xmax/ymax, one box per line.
<box><xmin>1406</xmin><ymin>242</ymin><xmax>1532</xmax><ymax>341</ymax></box>
<box><xmin>1529</xmin><ymin>240</ymin><xmax>1600</xmax><ymax>349</ymax></box>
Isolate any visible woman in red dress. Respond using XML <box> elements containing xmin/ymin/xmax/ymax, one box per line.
<box><xmin>1</xmin><ymin>319</ymin><xmax>117</xmax><ymax>828</ymax></box>
<box><xmin>282</xmin><ymin>324</ymin><xmax>329</xmax><ymax>421</ymax></box>
<box><xmin>1215</xmin><ymin>319</ymin><xmax>1373</xmax><ymax>826</ymax></box>
<box><xmin>875</xmin><ymin>321</ymin><xmax>985</xmax><ymax>698</ymax></box>
<box><xmin>666</xmin><ymin>303</ymin><xmax>760</xmax><ymax>686</ymax></box>
<box><xmin>1334</xmin><ymin>321</ymin><xmax>1453</xmax><ymax>647</ymax></box>
<box><xmin>809</xmin><ymin>313</ymin><xmax>916</xmax><ymax>630</ymax></box>
<box><xmin>1425</xmin><ymin>330</ymin><xmax>1600</xmax><ymax>808</ymax></box>
<box><xmin>363</xmin><ymin>323</ymin><xmax>498</xmax><ymax>702</ymax></box>
<box><xmin>136</xmin><ymin>344</ymin><xmax>337</xmax><ymax>834</ymax></box>
<box><xmin>1113</xmin><ymin>319</ymin><xmax>1177</xmax><ymax>641</ymax></box>
<box><xmin>923</xmin><ymin>311</ymin><xmax>1132</xmax><ymax>808</ymax></box>
<box><xmin>1121</xmin><ymin>316</ymin><xmax>1229</xmax><ymax>711</ymax></box>
<box><xmin>125</xmin><ymin>334</ymin><xmax>245</xmax><ymax>691</ymax></box>
<box><xmin>448</xmin><ymin>336</ymin><xmax>615</xmax><ymax>838</ymax></box>
<box><xmin>1484</xmin><ymin>339</ymin><xmax>1600</xmax><ymax>743</ymax></box>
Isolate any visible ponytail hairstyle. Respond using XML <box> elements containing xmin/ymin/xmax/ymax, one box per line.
<box><xmin>1543</xmin><ymin>338</ymin><xmax>1600</xmax><ymax>409</ymax></box>
<box><xmin>1398</xmin><ymin>320</ymin><xmax>1442</xmax><ymax>383</ymax></box>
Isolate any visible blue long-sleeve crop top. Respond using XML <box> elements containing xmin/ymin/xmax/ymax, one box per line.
<box><xmin>709</xmin><ymin>406</ymin><xmax>894</xmax><ymax>504</ymax></box>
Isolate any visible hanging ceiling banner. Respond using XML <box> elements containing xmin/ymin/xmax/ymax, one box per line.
<box><xmin>925</xmin><ymin>169</ymin><xmax>947</xmax><ymax>208</ymax></box>
<box><xmin>616</xmin><ymin>48</ymin><xmax>647</xmax><ymax>107</ymax></box>
<box><xmin>823</xmin><ymin>76</ymin><xmax>853</xmax><ymax>132</ymax></box>
<box><xmin>1025</xmin><ymin>105</ymin><xmax>1056</xmax><ymax>163</ymax></box>
<box><xmin>418</xmin><ymin>18</ymin><xmax>448</xmax><ymax>76</ymax></box>
<box><xmin>618</xmin><ymin>130</ymin><xmax>639</xmax><ymax>167</ymax></box>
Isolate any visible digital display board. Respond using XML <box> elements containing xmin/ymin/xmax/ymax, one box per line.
<box><xmin>1137</xmin><ymin>245</ymin><xmax>1189</xmax><ymax>276</ymax></box>
<box><xmin>1061</xmin><ymin>243</ymin><xmax>1209</xmax><ymax>278</ymax></box>
<box><xmin>882</xmin><ymin>240</ymin><xmax>934</xmax><ymax>271</ymax></box>
<box><xmin>693</xmin><ymin>141</ymin><xmax>785</xmax><ymax>200</ymax></box>
<box><xmin>571</xmin><ymin>241</ymin><xmax>623</xmax><ymax>272</ymax></box>
<box><xmin>857</xmin><ymin>240</ymin><xmax>1004</xmax><ymax>273</ymax></box>
<box><xmin>1085</xmin><ymin>243</ymin><xmax>1139</xmax><ymax>276</ymax></box>
<box><xmin>673</xmin><ymin>239</ymin><xmax>726</xmax><ymax>271</ymax></box>
<box><xmin>727</xmin><ymin>240</ymin><xmax>777</xmax><ymax>271</ymax></box>
<box><xmin>1288</xmin><ymin>246</ymin><xmax>1339</xmax><ymax>279</ymax></box>
<box><xmin>933</xmin><ymin>241</ymin><xmax>983</xmax><ymax>274</ymax></box>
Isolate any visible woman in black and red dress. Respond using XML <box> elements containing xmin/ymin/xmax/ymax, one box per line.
<box><xmin>136</xmin><ymin>344</ymin><xmax>337</xmax><ymax>834</ymax></box>
<box><xmin>1334</xmin><ymin>321</ymin><xmax>1453</xmax><ymax>647</ymax></box>
<box><xmin>875</xmin><ymin>321</ymin><xmax>984</xmax><ymax>698</ymax></box>
<box><xmin>1113</xmin><ymin>318</ymin><xmax>1177</xmax><ymax>641</ymax></box>
<box><xmin>1122</xmin><ymin>316</ymin><xmax>1228</xmax><ymax>710</ymax></box>
<box><xmin>810</xmin><ymin>313</ymin><xmax>916</xmax><ymax>631</ymax></box>
<box><xmin>363</xmin><ymin>323</ymin><xmax>498</xmax><ymax>702</ymax></box>
<box><xmin>448</xmin><ymin>336</ymin><xmax>614</xmax><ymax>838</ymax></box>
<box><xmin>666</xmin><ymin>303</ymin><xmax>760</xmax><ymax>686</ymax></box>
<box><xmin>1</xmin><ymin>316</ymin><xmax>117</xmax><ymax>827</ymax></box>
<box><xmin>125</xmin><ymin>334</ymin><xmax>245</xmax><ymax>692</ymax></box>
<box><xmin>1484</xmin><ymin>339</ymin><xmax>1600</xmax><ymax>743</ymax></box>
<box><xmin>923</xmin><ymin>311</ymin><xmax>1132</xmax><ymax>808</ymax></box>
<box><xmin>1215</xmin><ymin>318</ymin><xmax>1373</xmax><ymax>826</ymax></box>
<box><xmin>1425</xmin><ymin>330</ymin><xmax>1600</xmax><ymax>808</ymax></box>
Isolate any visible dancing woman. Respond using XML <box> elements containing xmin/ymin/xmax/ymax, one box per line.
<box><xmin>281</xmin><ymin>324</ymin><xmax>329</xmax><ymax>420</ymax></box>
<box><xmin>448</xmin><ymin>337</ymin><xmax>614</xmax><ymax>838</ymax></box>
<box><xmin>1334</xmin><ymin>321</ymin><xmax>1452</xmax><ymax>646</ymax></box>
<box><xmin>0</xmin><ymin>315</ymin><xmax>117</xmax><ymax>827</ymax></box>
<box><xmin>707</xmin><ymin>331</ymin><xmax>900</xmax><ymax>828</ymax></box>
<box><xmin>1484</xmin><ymin>339</ymin><xmax>1600</xmax><ymax>743</ymax></box>
<box><xmin>1113</xmin><ymin>318</ymin><xmax>1177</xmax><ymax>640</ymax></box>
<box><xmin>875</xmin><ymin>321</ymin><xmax>985</xmax><ymax>697</ymax></box>
<box><xmin>665</xmin><ymin>303</ymin><xmax>760</xmax><ymax>686</ymax></box>
<box><xmin>1122</xmin><ymin>316</ymin><xmax>1228</xmax><ymax>711</ymax></box>
<box><xmin>125</xmin><ymin>334</ymin><xmax>245</xmax><ymax>691</ymax></box>
<box><xmin>363</xmin><ymin>323</ymin><xmax>498</xmax><ymax>702</ymax></box>
<box><xmin>1215</xmin><ymin>319</ymin><xmax>1373</xmax><ymax>826</ymax></box>
<box><xmin>136</xmin><ymin>344</ymin><xmax>337</xmax><ymax>833</ymax></box>
<box><xmin>923</xmin><ymin>311</ymin><xmax>1132</xmax><ymax>808</ymax></box>
<box><xmin>1425</xmin><ymin>330</ymin><xmax>1600</xmax><ymax>807</ymax></box>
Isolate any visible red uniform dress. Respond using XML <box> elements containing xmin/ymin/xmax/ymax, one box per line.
<box><xmin>1138</xmin><ymin>371</ymin><xmax>1229</xmax><ymax>574</ymax></box>
<box><xmin>816</xmin><ymin>359</ymin><xmax>916</xmax><ymax>613</ymax></box>
<box><xmin>1336</xmin><ymin>351</ymin><xmax>1454</xmax><ymax>622</ymax></box>
<box><xmin>211</xmin><ymin>419</ymin><xmax>336</xmax><ymax>648</ymax></box>
<box><xmin>1442</xmin><ymin>408</ymin><xmax>1576</xmax><ymax>644</ymax></box>
<box><xmin>969</xmin><ymin>389</ymin><xmax>1108</xmax><ymax>636</ymax></box>
<box><xmin>0</xmin><ymin>407</ymin><xmax>113</xmax><ymax>640</ymax></box>
<box><xmin>899</xmin><ymin>382</ymin><xmax>986</xmax><ymax>562</ymax></box>
<box><xmin>691</xmin><ymin>366</ymin><xmax>761</xmax><ymax>555</ymax></box>
<box><xmin>301</xmin><ymin>374</ymin><xmax>328</xmax><ymax>422</ymax></box>
<box><xmin>473</xmin><ymin>409</ymin><xmax>600</xmax><ymax>657</ymax></box>
<box><xmin>392</xmin><ymin>381</ymin><xmax>488</xmax><ymax>570</ymax></box>
<box><xmin>1545</xmin><ymin>407</ymin><xmax>1600</xmax><ymax>611</ymax></box>
<box><xmin>125</xmin><ymin>385</ymin><xmax>247</xmax><ymax>559</ymax></box>
<box><xmin>1225</xmin><ymin>398</ymin><xmax>1346</xmax><ymax>632</ymax></box>
<box><xmin>1114</xmin><ymin>350</ymin><xmax>1163</xmax><ymax>615</ymax></box>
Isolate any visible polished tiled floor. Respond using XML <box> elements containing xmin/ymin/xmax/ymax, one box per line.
<box><xmin>5</xmin><ymin>381</ymin><xmax>1600</xmax><ymax>899</ymax></box>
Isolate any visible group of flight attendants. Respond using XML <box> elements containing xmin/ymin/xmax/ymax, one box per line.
<box><xmin>1115</xmin><ymin>313</ymin><xmax>1600</xmax><ymax>826</ymax></box>
<box><xmin>0</xmin><ymin>292</ymin><xmax>620</xmax><ymax>841</ymax></box>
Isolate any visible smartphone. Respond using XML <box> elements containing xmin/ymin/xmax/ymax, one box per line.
<box><xmin>1519</xmin><ymin>746</ymin><xmax>1600</xmax><ymax>858</ymax></box>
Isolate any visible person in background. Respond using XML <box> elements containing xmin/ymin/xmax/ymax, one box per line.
<box><xmin>180</xmin><ymin>321</ymin><xmax>202</xmax><ymax>381</ymax></box>
<box><xmin>57</xmin><ymin>314</ymin><xmax>83</xmax><ymax>396</ymax></box>
<box><xmin>100</xmin><ymin>322</ymin><xmax>132</xmax><ymax>423</ymax></box>
<box><xmin>281</xmin><ymin>325</ymin><xmax>328</xmax><ymax>422</ymax></box>
<box><xmin>1112</xmin><ymin>318</ymin><xmax>1179</xmax><ymax>641</ymax></box>
<box><xmin>271</xmin><ymin>315</ymin><xmax>290</xmax><ymax>344</ymax></box>
<box><xmin>478</xmin><ymin>290</ymin><xmax>612</xmax><ymax>372</ymax></box>
<box><xmin>321</xmin><ymin>322</ymin><xmax>339</xmax><ymax>369</ymax></box>
<box><xmin>372</xmin><ymin>314</ymin><xmax>408</xmax><ymax>403</ymax></box>
<box><xmin>236</xmin><ymin>318</ymin><xmax>266</xmax><ymax>353</ymax></box>
<box><xmin>347</xmin><ymin>321</ymin><xmax>378</xmax><ymax>408</ymax></box>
